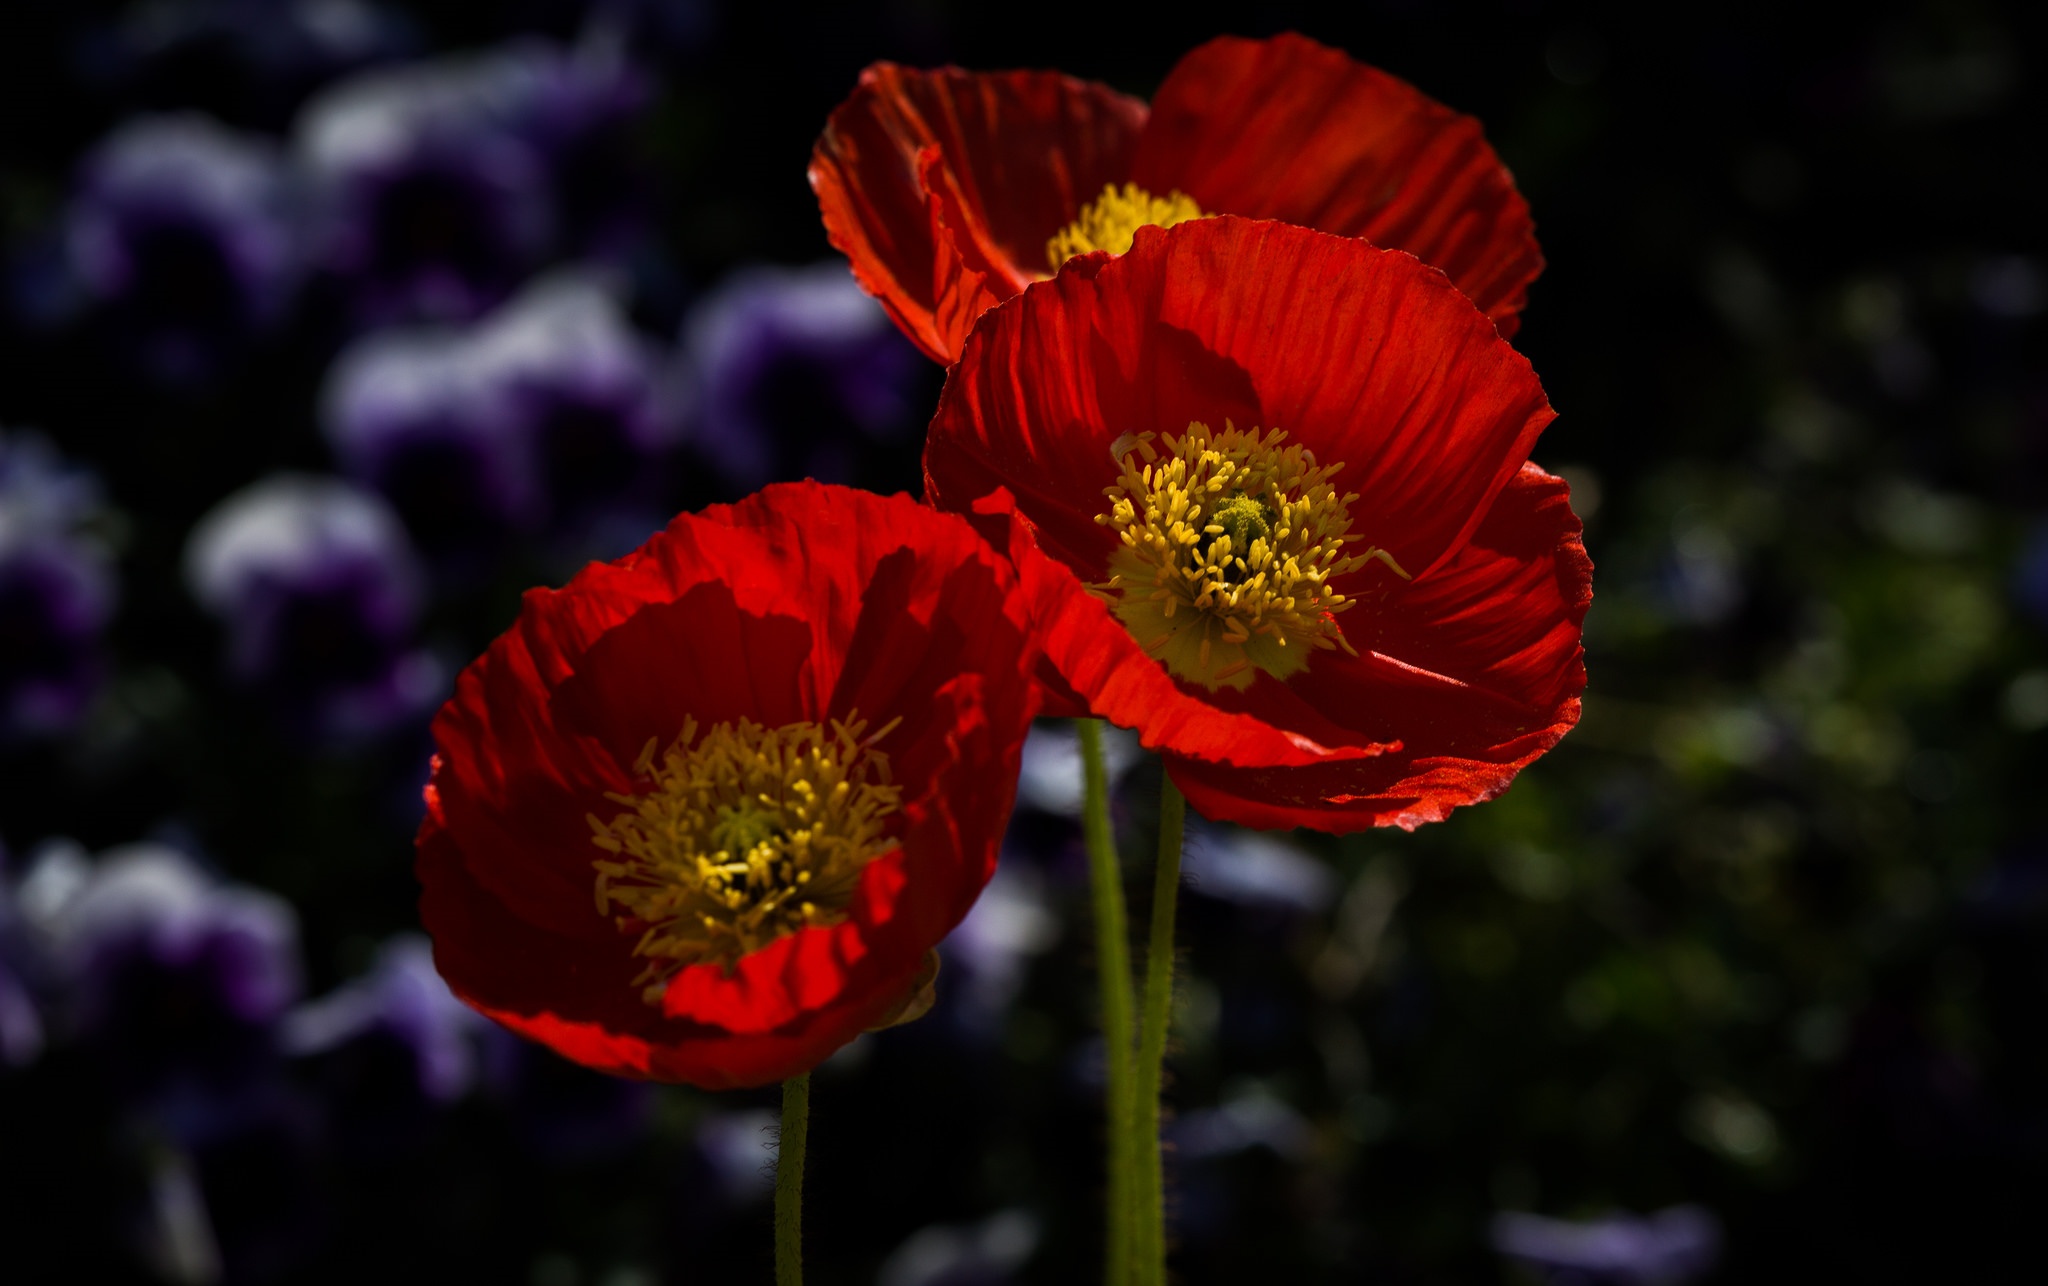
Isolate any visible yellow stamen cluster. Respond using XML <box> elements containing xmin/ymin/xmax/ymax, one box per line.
<box><xmin>1046</xmin><ymin>183</ymin><xmax>1207</xmax><ymax>270</ymax></box>
<box><xmin>589</xmin><ymin>713</ymin><xmax>902</xmax><ymax>1002</ymax></box>
<box><xmin>1096</xmin><ymin>422</ymin><xmax>1409</xmax><ymax>691</ymax></box>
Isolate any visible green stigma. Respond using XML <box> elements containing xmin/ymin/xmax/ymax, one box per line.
<box><xmin>1208</xmin><ymin>494</ymin><xmax>1274</xmax><ymax>570</ymax></box>
<box><xmin>709</xmin><ymin>801</ymin><xmax>780</xmax><ymax>856</ymax></box>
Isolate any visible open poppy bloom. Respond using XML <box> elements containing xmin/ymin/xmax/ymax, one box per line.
<box><xmin>416</xmin><ymin>482</ymin><xmax>1039</xmax><ymax>1088</ymax></box>
<box><xmin>925</xmin><ymin>217</ymin><xmax>1590</xmax><ymax>832</ymax></box>
<box><xmin>811</xmin><ymin>32</ymin><xmax>1541</xmax><ymax>365</ymax></box>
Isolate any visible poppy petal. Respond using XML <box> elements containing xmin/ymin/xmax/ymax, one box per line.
<box><xmin>422</xmin><ymin>811</ymin><xmax>921</xmax><ymax>1088</ymax></box>
<box><xmin>1134</xmin><ymin>33</ymin><xmax>1542</xmax><ymax>336</ymax></box>
<box><xmin>1165</xmin><ymin>462</ymin><xmax>1589</xmax><ymax>830</ymax></box>
<box><xmin>953</xmin><ymin>488</ymin><xmax>1394</xmax><ymax>768</ymax></box>
<box><xmin>920</xmin><ymin>146</ymin><xmax>1014</xmax><ymax>366</ymax></box>
<box><xmin>929</xmin><ymin>218</ymin><xmax>1549</xmax><ymax>583</ymax></box>
<box><xmin>928</xmin><ymin>218</ymin><xmax>1556</xmax><ymax>775</ymax></box>
<box><xmin>420</xmin><ymin>483</ymin><xmax>1039</xmax><ymax>1086</ymax></box>
<box><xmin>811</xmin><ymin>62</ymin><xmax>1147</xmax><ymax>361</ymax></box>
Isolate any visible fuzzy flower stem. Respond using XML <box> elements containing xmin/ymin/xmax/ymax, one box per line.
<box><xmin>776</xmin><ymin>1072</ymin><xmax>811</xmax><ymax>1286</ymax></box>
<box><xmin>1079</xmin><ymin>719</ymin><xmax>1137</xmax><ymax>1284</ymax></box>
<box><xmin>1132</xmin><ymin>772</ymin><xmax>1186</xmax><ymax>1284</ymax></box>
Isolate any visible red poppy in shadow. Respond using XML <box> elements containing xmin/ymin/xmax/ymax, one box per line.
<box><xmin>417</xmin><ymin>483</ymin><xmax>1039</xmax><ymax>1088</ymax></box>
<box><xmin>926</xmin><ymin>217</ymin><xmax>1589</xmax><ymax>832</ymax></box>
<box><xmin>812</xmin><ymin>32</ymin><xmax>1542</xmax><ymax>364</ymax></box>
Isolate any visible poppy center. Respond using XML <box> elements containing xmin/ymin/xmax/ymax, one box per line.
<box><xmin>589</xmin><ymin>713</ymin><xmax>902</xmax><ymax>1001</ymax></box>
<box><xmin>1046</xmin><ymin>183</ymin><xmax>1207</xmax><ymax>270</ymax></box>
<box><xmin>1095</xmin><ymin>422</ymin><xmax>1409</xmax><ymax>691</ymax></box>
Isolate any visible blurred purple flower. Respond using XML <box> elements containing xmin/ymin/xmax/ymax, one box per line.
<box><xmin>1180</xmin><ymin>824</ymin><xmax>1338</xmax><ymax>915</ymax></box>
<box><xmin>281</xmin><ymin>934</ymin><xmax>481</xmax><ymax>1154</ymax></box>
<box><xmin>941</xmin><ymin>863</ymin><xmax>1058</xmax><ymax>1039</ymax></box>
<box><xmin>683</xmin><ymin>262</ymin><xmax>927</xmax><ymax>491</ymax></box>
<box><xmin>0</xmin><ymin>430</ymin><xmax>117</xmax><ymax>741</ymax></box>
<box><xmin>596</xmin><ymin>0</ymin><xmax>715</xmax><ymax>53</ymax></box>
<box><xmin>1166</xmin><ymin>1094</ymin><xmax>1313</xmax><ymax>1163</ymax></box>
<box><xmin>0</xmin><ymin>845</ymin><xmax>47</xmax><ymax>1067</ymax></box>
<box><xmin>1491</xmin><ymin>1205</ymin><xmax>1722</xmax><ymax>1286</ymax></box>
<box><xmin>1966</xmin><ymin>844</ymin><xmax>2048</xmax><ymax>923</ymax></box>
<box><xmin>694</xmin><ymin>1107</ymin><xmax>779</xmax><ymax>1203</ymax></box>
<box><xmin>322</xmin><ymin>270</ymin><xmax>678</xmax><ymax>559</ymax></box>
<box><xmin>17</xmin><ymin>840</ymin><xmax>300</xmax><ymax>1037</ymax></box>
<box><xmin>876</xmin><ymin>1209</ymin><xmax>1039</xmax><ymax>1286</ymax></box>
<box><xmin>65</xmin><ymin>113</ymin><xmax>300</xmax><ymax>383</ymax></box>
<box><xmin>1013</xmin><ymin>722</ymin><xmax>1141</xmax><ymax>818</ymax></box>
<box><xmin>184</xmin><ymin>474</ymin><xmax>441</xmax><ymax>740</ymax></box>
<box><xmin>0</xmin><ymin>957</ymin><xmax>42</xmax><ymax>1068</ymax></box>
<box><xmin>81</xmin><ymin>0</ymin><xmax>418</xmax><ymax>112</ymax></box>
<box><xmin>1654</xmin><ymin>525</ymin><xmax>1742</xmax><ymax>627</ymax></box>
<box><xmin>479</xmin><ymin>1025</ymin><xmax>657</xmax><ymax>1162</ymax></box>
<box><xmin>14</xmin><ymin>839</ymin><xmax>300</xmax><ymax>1142</ymax></box>
<box><xmin>2013</xmin><ymin>519</ymin><xmax>2048</xmax><ymax>630</ymax></box>
<box><xmin>295</xmin><ymin>36</ymin><xmax>647</xmax><ymax>323</ymax></box>
<box><xmin>282</xmin><ymin>933</ymin><xmax>480</xmax><ymax>1104</ymax></box>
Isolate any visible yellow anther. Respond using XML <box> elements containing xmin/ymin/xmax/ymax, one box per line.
<box><xmin>1046</xmin><ymin>183</ymin><xmax>1208</xmax><ymax>270</ymax></box>
<box><xmin>588</xmin><ymin>713</ymin><xmax>902</xmax><ymax>1003</ymax></box>
<box><xmin>1094</xmin><ymin>422</ymin><xmax>1408</xmax><ymax>691</ymax></box>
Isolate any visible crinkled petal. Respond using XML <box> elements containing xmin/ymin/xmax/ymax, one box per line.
<box><xmin>926</xmin><ymin>218</ymin><xmax>1556</xmax><ymax>776</ymax></box>
<box><xmin>420</xmin><ymin>812</ymin><xmax>919</xmax><ymax>1088</ymax></box>
<box><xmin>956</xmin><ymin>489</ymin><xmax>1391</xmax><ymax>767</ymax></box>
<box><xmin>1166</xmin><ymin>463</ymin><xmax>1590</xmax><ymax>830</ymax></box>
<box><xmin>1135</xmin><ymin>33</ymin><xmax>1542</xmax><ymax>336</ymax></box>
<box><xmin>811</xmin><ymin>63</ymin><xmax>1146</xmax><ymax>361</ymax></box>
<box><xmin>418</xmin><ymin>482</ymin><xmax>1039</xmax><ymax>1086</ymax></box>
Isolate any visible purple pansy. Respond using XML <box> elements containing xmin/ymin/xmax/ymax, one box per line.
<box><xmin>184</xmin><ymin>474</ymin><xmax>441</xmax><ymax>741</ymax></box>
<box><xmin>281</xmin><ymin>934</ymin><xmax>483</xmax><ymax>1152</ymax></box>
<box><xmin>682</xmin><ymin>261</ymin><xmax>929</xmax><ymax>493</ymax></box>
<box><xmin>295</xmin><ymin>36</ymin><xmax>647</xmax><ymax>323</ymax></box>
<box><xmin>282</xmin><ymin>933</ymin><xmax>481</xmax><ymax>1105</ymax></box>
<box><xmin>14</xmin><ymin>839</ymin><xmax>301</xmax><ymax>1139</ymax></box>
<box><xmin>1166</xmin><ymin>1094</ymin><xmax>1313</xmax><ymax>1163</ymax></box>
<box><xmin>875</xmin><ymin>1210</ymin><xmax>1040</xmax><ymax>1286</ymax></box>
<box><xmin>939</xmin><ymin>863</ymin><xmax>1058</xmax><ymax>1041</ymax></box>
<box><xmin>1179</xmin><ymin>825</ymin><xmax>1339</xmax><ymax>916</ymax></box>
<box><xmin>83</xmin><ymin>0</ymin><xmax>418</xmax><ymax>115</ymax></box>
<box><xmin>0</xmin><ymin>430</ymin><xmax>116</xmax><ymax>741</ymax></box>
<box><xmin>65</xmin><ymin>114</ymin><xmax>299</xmax><ymax>383</ymax></box>
<box><xmin>479</xmin><ymin>1025</ymin><xmax>657</xmax><ymax>1162</ymax></box>
<box><xmin>17</xmin><ymin>840</ymin><xmax>300</xmax><ymax>1038</ymax></box>
<box><xmin>0</xmin><ymin>844</ymin><xmax>47</xmax><ymax>1068</ymax></box>
<box><xmin>1491</xmin><ymin>1205</ymin><xmax>1722</xmax><ymax>1285</ymax></box>
<box><xmin>321</xmin><ymin>269</ymin><xmax>678</xmax><ymax>559</ymax></box>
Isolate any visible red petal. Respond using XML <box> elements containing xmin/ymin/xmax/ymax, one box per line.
<box><xmin>927</xmin><ymin>218</ymin><xmax>1556</xmax><ymax>779</ymax></box>
<box><xmin>954</xmin><ymin>488</ymin><xmax>1393</xmax><ymax>770</ymax></box>
<box><xmin>1165</xmin><ymin>463</ymin><xmax>1590</xmax><ymax>831</ymax></box>
<box><xmin>920</xmin><ymin>146</ymin><xmax>1014</xmax><ymax>366</ymax></box>
<box><xmin>420</xmin><ymin>483</ymin><xmax>1040</xmax><ymax>1083</ymax></box>
<box><xmin>811</xmin><ymin>63</ymin><xmax>1147</xmax><ymax>361</ymax></box>
<box><xmin>420</xmin><ymin>811</ymin><xmax>919</xmax><ymax>1088</ymax></box>
<box><xmin>931</xmin><ymin>218</ymin><xmax>1550</xmax><ymax>581</ymax></box>
<box><xmin>1134</xmin><ymin>34</ymin><xmax>1543</xmax><ymax>336</ymax></box>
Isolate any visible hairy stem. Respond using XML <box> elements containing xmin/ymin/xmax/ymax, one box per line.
<box><xmin>775</xmin><ymin>1072</ymin><xmax>810</xmax><ymax>1286</ymax></box>
<box><xmin>1132</xmin><ymin>771</ymin><xmax>1186</xmax><ymax>1283</ymax></box>
<box><xmin>1079</xmin><ymin>719</ymin><xmax>1136</xmax><ymax>1284</ymax></box>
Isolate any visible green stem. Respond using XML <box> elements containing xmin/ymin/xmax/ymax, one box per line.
<box><xmin>1078</xmin><ymin>719</ymin><xmax>1136</xmax><ymax>1285</ymax></box>
<box><xmin>1132</xmin><ymin>771</ymin><xmax>1186</xmax><ymax>1285</ymax></box>
<box><xmin>775</xmin><ymin>1072</ymin><xmax>810</xmax><ymax>1286</ymax></box>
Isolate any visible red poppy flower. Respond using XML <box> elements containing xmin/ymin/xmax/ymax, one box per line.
<box><xmin>416</xmin><ymin>482</ymin><xmax>1039</xmax><ymax>1088</ymax></box>
<box><xmin>925</xmin><ymin>216</ymin><xmax>1589</xmax><ymax>833</ymax></box>
<box><xmin>811</xmin><ymin>32</ymin><xmax>1541</xmax><ymax>365</ymax></box>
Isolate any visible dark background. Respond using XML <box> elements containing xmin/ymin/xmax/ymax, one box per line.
<box><xmin>2</xmin><ymin>0</ymin><xmax>2045</xmax><ymax>1282</ymax></box>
